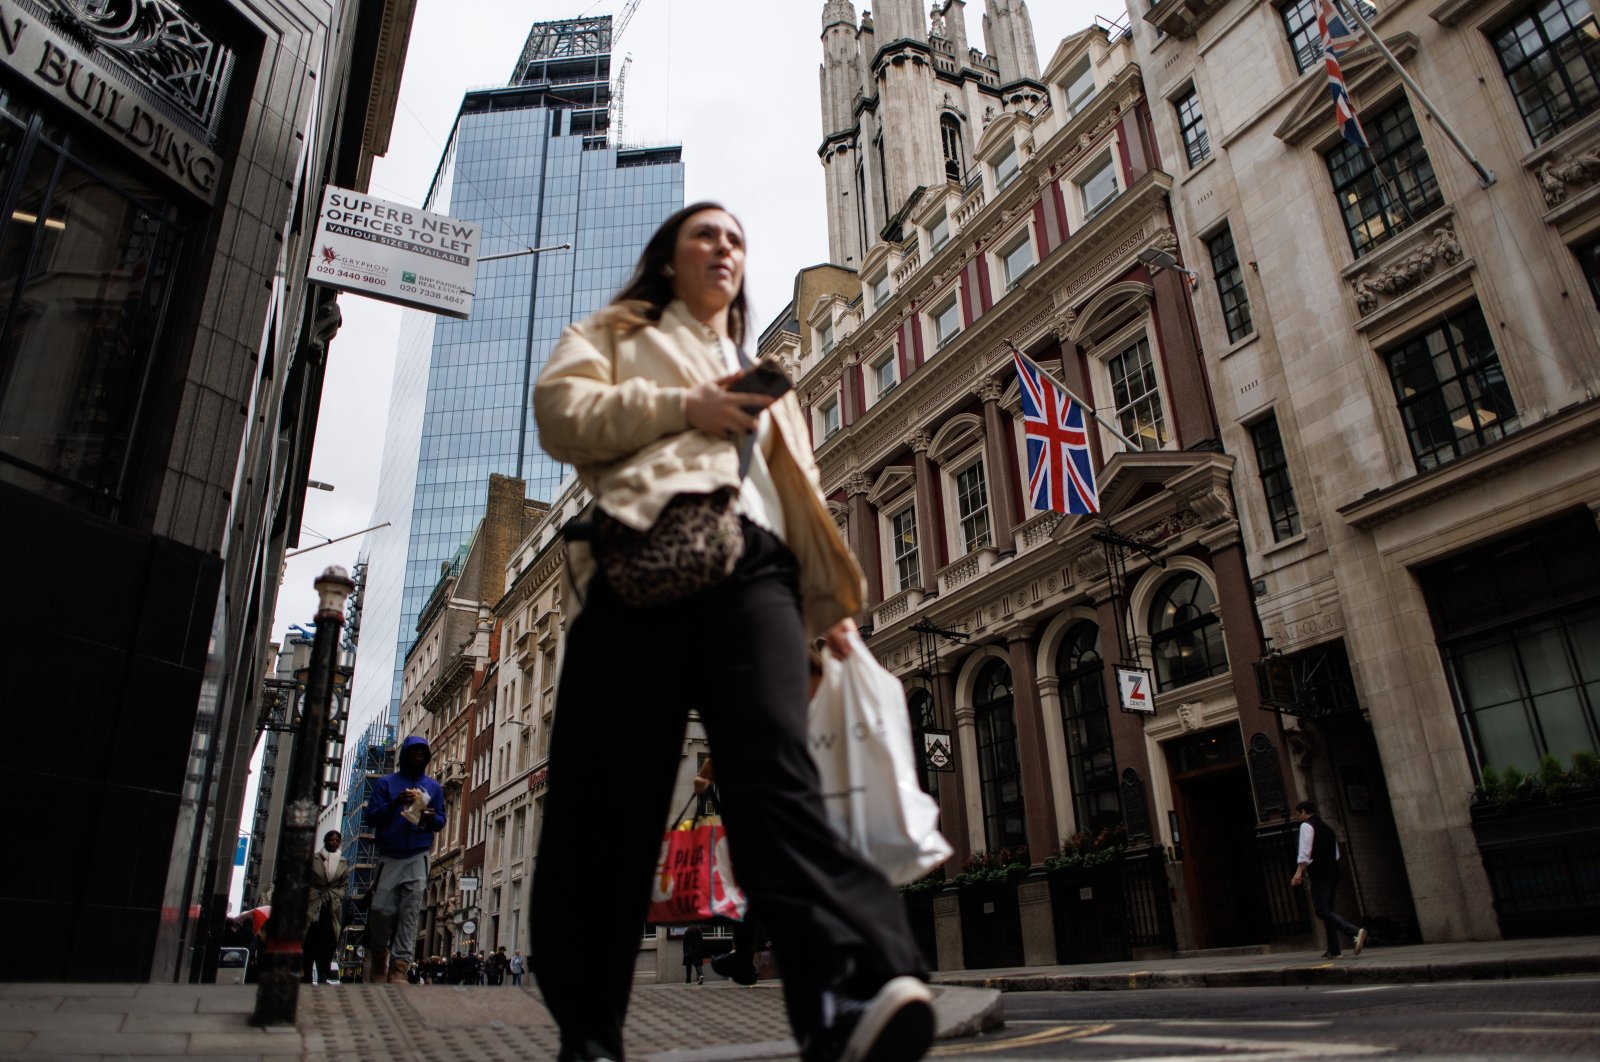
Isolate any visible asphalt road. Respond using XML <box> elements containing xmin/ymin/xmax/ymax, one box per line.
<box><xmin>929</xmin><ymin>976</ymin><xmax>1600</xmax><ymax>1060</ymax></box>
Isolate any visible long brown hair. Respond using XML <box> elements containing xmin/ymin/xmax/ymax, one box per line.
<box><xmin>603</xmin><ymin>201</ymin><xmax>750</xmax><ymax>349</ymax></box>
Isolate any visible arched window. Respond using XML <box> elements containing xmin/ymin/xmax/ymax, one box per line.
<box><xmin>1056</xmin><ymin>621</ymin><xmax>1121</xmax><ymax>835</ymax></box>
<box><xmin>940</xmin><ymin>113</ymin><xmax>964</xmax><ymax>181</ymax></box>
<box><xmin>908</xmin><ymin>687</ymin><xmax>938</xmax><ymax>795</ymax></box>
<box><xmin>1149</xmin><ymin>571</ymin><xmax>1229</xmax><ymax>689</ymax></box>
<box><xmin>974</xmin><ymin>658</ymin><xmax>1028</xmax><ymax>852</ymax></box>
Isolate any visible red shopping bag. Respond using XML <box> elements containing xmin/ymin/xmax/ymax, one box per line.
<box><xmin>647</xmin><ymin>796</ymin><xmax>747</xmax><ymax>925</ymax></box>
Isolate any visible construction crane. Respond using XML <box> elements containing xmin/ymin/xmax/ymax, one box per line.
<box><xmin>608</xmin><ymin>0</ymin><xmax>643</xmax><ymax>145</ymax></box>
<box><xmin>611</xmin><ymin>53</ymin><xmax>632</xmax><ymax>144</ymax></box>
<box><xmin>614</xmin><ymin>0</ymin><xmax>642</xmax><ymax>42</ymax></box>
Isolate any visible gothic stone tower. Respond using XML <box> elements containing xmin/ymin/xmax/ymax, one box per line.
<box><xmin>818</xmin><ymin>0</ymin><xmax>1045</xmax><ymax>267</ymax></box>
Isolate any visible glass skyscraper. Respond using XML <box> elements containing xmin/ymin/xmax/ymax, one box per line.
<box><xmin>348</xmin><ymin>16</ymin><xmax>684</xmax><ymax>742</ymax></box>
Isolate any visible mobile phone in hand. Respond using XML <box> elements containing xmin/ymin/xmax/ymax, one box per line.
<box><xmin>726</xmin><ymin>362</ymin><xmax>793</xmax><ymax>402</ymax></box>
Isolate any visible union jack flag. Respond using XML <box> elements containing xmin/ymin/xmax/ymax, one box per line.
<box><xmin>1013</xmin><ymin>350</ymin><xmax>1099</xmax><ymax>515</ymax></box>
<box><xmin>1320</xmin><ymin>0</ymin><xmax>1368</xmax><ymax>150</ymax></box>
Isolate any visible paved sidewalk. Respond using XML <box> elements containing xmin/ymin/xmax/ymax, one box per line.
<box><xmin>0</xmin><ymin>980</ymin><xmax>1000</xmax><ymax>1061</ymax></box>
<box><xmin>1</xmin><ymin>937</ymin><xmax>1594</xmax><ymax>1060</ymax></box>
<box><xmin>935</xmin><ymin>935</ymin><xmax>1600</xmax><ymax>992</ymax></box>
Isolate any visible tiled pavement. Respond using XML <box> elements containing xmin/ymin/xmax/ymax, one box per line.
<box><xmin>2</xmin><ymin>936</ymin><xmax>1596</xmax><ymax>1060</ymax></box>
<box><xmin>0</xmin><ymin>980</ymin><xmax>998</xmax><ymax>1061</ymax></box>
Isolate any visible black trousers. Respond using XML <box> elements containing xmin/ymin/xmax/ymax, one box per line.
<box><xmin>302</xmin><ymin>909</ymin><xmax>337</xmax><ymax>983</ymax></box>
<box><xmin>531</xmin><ymin>520</ymin><xmax>924</xmax><ymax>1060</ymax></box>
<box><xmin>1310</xmin><ymin>875</ymin><xmax>1361</xmax><ymax>955</ymax></box>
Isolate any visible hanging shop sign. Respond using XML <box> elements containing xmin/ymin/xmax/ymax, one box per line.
<box><xmin>0</xmin><ymin>0</ymin><xmax>228</xmax><ymax>202</ymax></box>
<box><xmin>1116</xmin><ymin>665</ymin><xmax>1155</xmax><ymax>715</ymax></box>
<box><xmin>307</xmin><ymin>186</ymin><xmax>480</xmax><ymax>318</ymax></box>
<box><xmin>922</xmin><ymin>727</ymin><xmax>955</xmax><ymax>773</ymax></box>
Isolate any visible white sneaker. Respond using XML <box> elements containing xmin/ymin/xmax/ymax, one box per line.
<box><xmin>810</xmin><ymin>976</ymin><xmax>935</xmax><ymax>1062</ymax></box>
<box><xmin>1354</xmin><ymin>928</ymin><xmax>1368</xmax><ymax>956</ymax></box>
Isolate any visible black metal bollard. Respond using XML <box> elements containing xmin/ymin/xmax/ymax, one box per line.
<box><xmin>253</xmin><ymin>566</ymin><xmax>355</xmax><ymax>1026</ymax></box>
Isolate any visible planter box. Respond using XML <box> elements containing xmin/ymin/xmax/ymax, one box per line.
<box><xmin>957</xmin><ymin>879</ymin><xmax>1024</xmax><ymax>970</ymax></box>
<box><xmin>1470</xmin><ymin>795</ymin><xmax>1600</xmax><ymax>939</ymax></box>
<box><xmin>902</xmin><ymin>890</ymin><xmax>939</xmax><ymax>969</ymax></box>
<box><xmin>1047</xmin><ymin>862</ymin><xmax>1129</xmax><ymax>964</ymax></box>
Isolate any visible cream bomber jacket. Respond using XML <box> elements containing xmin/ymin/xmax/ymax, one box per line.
<box><xmin>533</xmin><ymin>299</ymin><xmax>865</xmax><ymax>636</ymax></box>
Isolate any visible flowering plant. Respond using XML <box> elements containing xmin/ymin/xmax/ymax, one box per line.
<box><xmin>1043</xmin><ymin>824</ymin><xmax>1126</xmax><ymax>871</ymax></box>
<box><xmin>948</xmin><ymin>845</ymin><xmax>1030</xmax><ymax>888</ymax></box>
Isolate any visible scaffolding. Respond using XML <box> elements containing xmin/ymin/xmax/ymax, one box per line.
<box><xmin>510</xmin><ymin>15</ymin><xmax>611</xmax><ymax>75</ymax></box>
<box><xmin>337</xmin><ymin>718</ymin><xmax>395</xmax><ymax>981</ymax></box>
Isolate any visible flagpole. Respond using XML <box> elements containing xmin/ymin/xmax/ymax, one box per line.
<box><xmin>1335</xmin><ymin>0</ymin><xmax>1495</xmax><ymax>188</ymax></box>
<box><xmin>1004</xmin><ymin>340</ymin><xmax>1145</xmax><ymax>453</ymax></box>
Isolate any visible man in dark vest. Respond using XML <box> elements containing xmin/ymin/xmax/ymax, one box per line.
<box><xmin>1291</xmin><ymin>800</ymin><xmax>1368</xmax><ymax>958</ymax></box>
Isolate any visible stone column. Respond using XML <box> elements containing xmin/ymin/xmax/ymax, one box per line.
<box><xmin>978</xmin><ymin>376</ymin><xmax>1021</xmax><ymax>551</ymax></box>
<box><xmin>933</xmin><ymin>892</ymin><xmax>963</xmax><ymax>971</ymax></box>
<box><xmin>954</xmin><ymin>698</ymin><xmax>986</xmax><ymax>856</ymax></box>
<box><xmin>1018</xmin><ymin>876</ymin><xmax>1056</xmax><ymax>967</ymax></box>
<box><xmin>845</xmin><ymin>473</ymin><xmax>883</xmax><ymax>609</ymax></box>
<box><xmin>934</xmin><ymin>665</ymin><xmax>970</xmax><ymax>868</ymax></box>
<box><xmin>1094</xmin><ymin>593</ymin><xmax>1158</xmax><ymax>804</ymax></box>
<box><xmin>1005</xmin><ymin>624</ymin><xmax>1058</xmax><ymax>860</ymax></box>
<box><xmin>1035</xmin><ymin>674</ymin><xmax>1077</xmax><ymax>844</ymax></box>
<box><xmin>911</xmin><ymin>430</ymin><xmax>942</xmax><ymax>593</ymax></box>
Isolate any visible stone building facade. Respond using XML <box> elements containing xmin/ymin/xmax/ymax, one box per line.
<box><xmin>0</xmin><ymin>0</ymin><xmax>415</xmax><ymax>980</ymax></box>
<box><xmin>1130</xmin><ymin>0</ymin><xmax>1600</xmax><ymax>939</ymax></box>
<box><xmin>782</xmin><ymin>0</ymin><xmax>1329</xmax><ymax>965</ymax></box>
<box><xmin>397</xmin><ymin>474</ymin><xmax>544</xmax><ymax>958</ymax></box>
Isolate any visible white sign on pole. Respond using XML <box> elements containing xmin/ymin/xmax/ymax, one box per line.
<box><xmin>460</xmin><ymin>876</ymin><xmax>479</xmax><ymax>892</ymax></box>
<box><xmin>1116</xmin><ymin>666</ymin><xmax>1155</xmax><ymax>714</ymax></box>
<box><xmin>307</xmin><ymin>186</ymin><xmax>480</xmax><ymax>319</ymax></box>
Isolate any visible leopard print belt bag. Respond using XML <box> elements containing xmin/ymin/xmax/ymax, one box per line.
<box><xmin>594</xmin><ymin>488</ymin><xmax>746</xmax><ymax>608</ymax></box>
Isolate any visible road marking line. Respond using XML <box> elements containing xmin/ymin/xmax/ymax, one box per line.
<box><xmin>1154</xmin><ymin>1020</ymin><xmax>1332</xmax><ymax>1029</ymax></box>
<box><xmin>1091</xmin><ymin>1032</ymin><xmax>1389</xmax><ymax>1058</ymax></box>
<box><xmin>1463</xmin><ymin>1026</ymin><xmax>1600</xmax><ymax>1035</ymax></box>
<box><xmin>928</xmin><ymin>1023</ymin><xmax>1111</xmax><ymax>1055</ymax></box>
<box><xmin>1326</xmin><ymin>986</ymin><xmax>1396</xmax><ymax>993</ymax></box>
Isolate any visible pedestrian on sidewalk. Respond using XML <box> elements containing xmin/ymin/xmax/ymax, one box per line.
<box><xmin>509</xmin><ymin>949</ymin><xmax>526</xmax><ymax>987</ymax></box>
<box><xmin>1291</xmin><ymin>800</ymin><xmax>1368</xmax><ymax>959</ymax></box>
<box><xmin>492</xmin><ymin>945</ymin><xmax>510</xmax><ymax>985</ymax></box>
<box><xmin>303</xmin><ymin>829</ymin><xmax>348</xmax><ymax>984</ymax></box>
<box><xmin>364</xmin><ymin>735</ymin><xmax>446</xmax><ymax>983</ymax></box>
<box><xmin>531</xmin><ymin>202</ymin><xmax>933</xmax><ymax>1062</ymax></box>
<box><xmin>683</xmin><ymin>924</ymin><xmax>706</xmax><ymax>985</ymax></box>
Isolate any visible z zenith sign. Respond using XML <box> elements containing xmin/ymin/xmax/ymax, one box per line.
<box><xmin>1116</xmin><ymin>666</ymin><xmax>1155</xmax><ymax>715</ymax></box>
<box><xmin>307</xmin><ymin>187</ymin><xmax>480</xmax><ymax>319</ymax></box>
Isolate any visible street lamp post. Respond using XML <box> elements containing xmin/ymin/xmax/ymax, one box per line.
<box><xmin>253</xmin><ymin>565</ymin><xmax>356</xmax><ymax>1026</ymax></box>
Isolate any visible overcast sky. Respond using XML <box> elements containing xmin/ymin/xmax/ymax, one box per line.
<box><xmin>272</xmin><ymin>0</ymin><xmax>1112</xmax><ymax>642</ymax></box>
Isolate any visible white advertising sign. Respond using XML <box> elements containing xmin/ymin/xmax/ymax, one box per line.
<box><xmin>307</xmin><ymin>187</ymin><xmax>479</xmax><ymax>319</ymax></box>
<box><xmin>1116</xmin><ymin>666</ymin><xmax>1155</xmax><ymax>714</ymax></box>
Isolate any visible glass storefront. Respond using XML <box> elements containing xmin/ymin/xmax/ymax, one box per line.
<box><xmin>0</xmin><ymin>89</ymin><xmax>188</xmax><ymax>515</ymax></box>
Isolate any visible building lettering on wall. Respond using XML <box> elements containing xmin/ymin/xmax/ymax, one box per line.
<box><xmin>307</xmin><ymin>186</ymin><xmax>481</xmax><ymax>319</ymax></box>
<box><xmin>0</xmin><ymin>1</ymin><xmax>223</xmax><ymax>202</ymax></box>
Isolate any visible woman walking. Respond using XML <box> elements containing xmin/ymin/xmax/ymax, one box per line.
<box><xmin>530</xmin><ymin>203</ymin><xmax>931</xmax><ymax>1062</ymax></box>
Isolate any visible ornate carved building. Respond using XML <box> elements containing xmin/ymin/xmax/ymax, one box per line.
<box><xmin>1133</xmin><ymin>0</ymin><xmax>1600</xmax><ymax>939</ymax></box>
<box><xmin>769</xmin><ymin>2</ymin><xmax>1329</xmax><ymax>964</ymax></box>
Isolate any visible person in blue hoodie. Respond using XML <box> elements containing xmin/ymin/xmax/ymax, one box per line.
<box><xmin>365</xmin><ymin>735</ymin><xmax>446</xmax><ymax>982</ymax></box>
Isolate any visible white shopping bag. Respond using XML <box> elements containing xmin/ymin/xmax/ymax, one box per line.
<box><xmin>808</xmin><ymin>631</ymin><xmax>953</xmax><ymax>884</ymax></box>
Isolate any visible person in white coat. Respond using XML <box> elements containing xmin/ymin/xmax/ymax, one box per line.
<box><xmin>530</xmin><ymin>203</ymin><xmax>932</xmax><ymax>1062</ymax></box>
